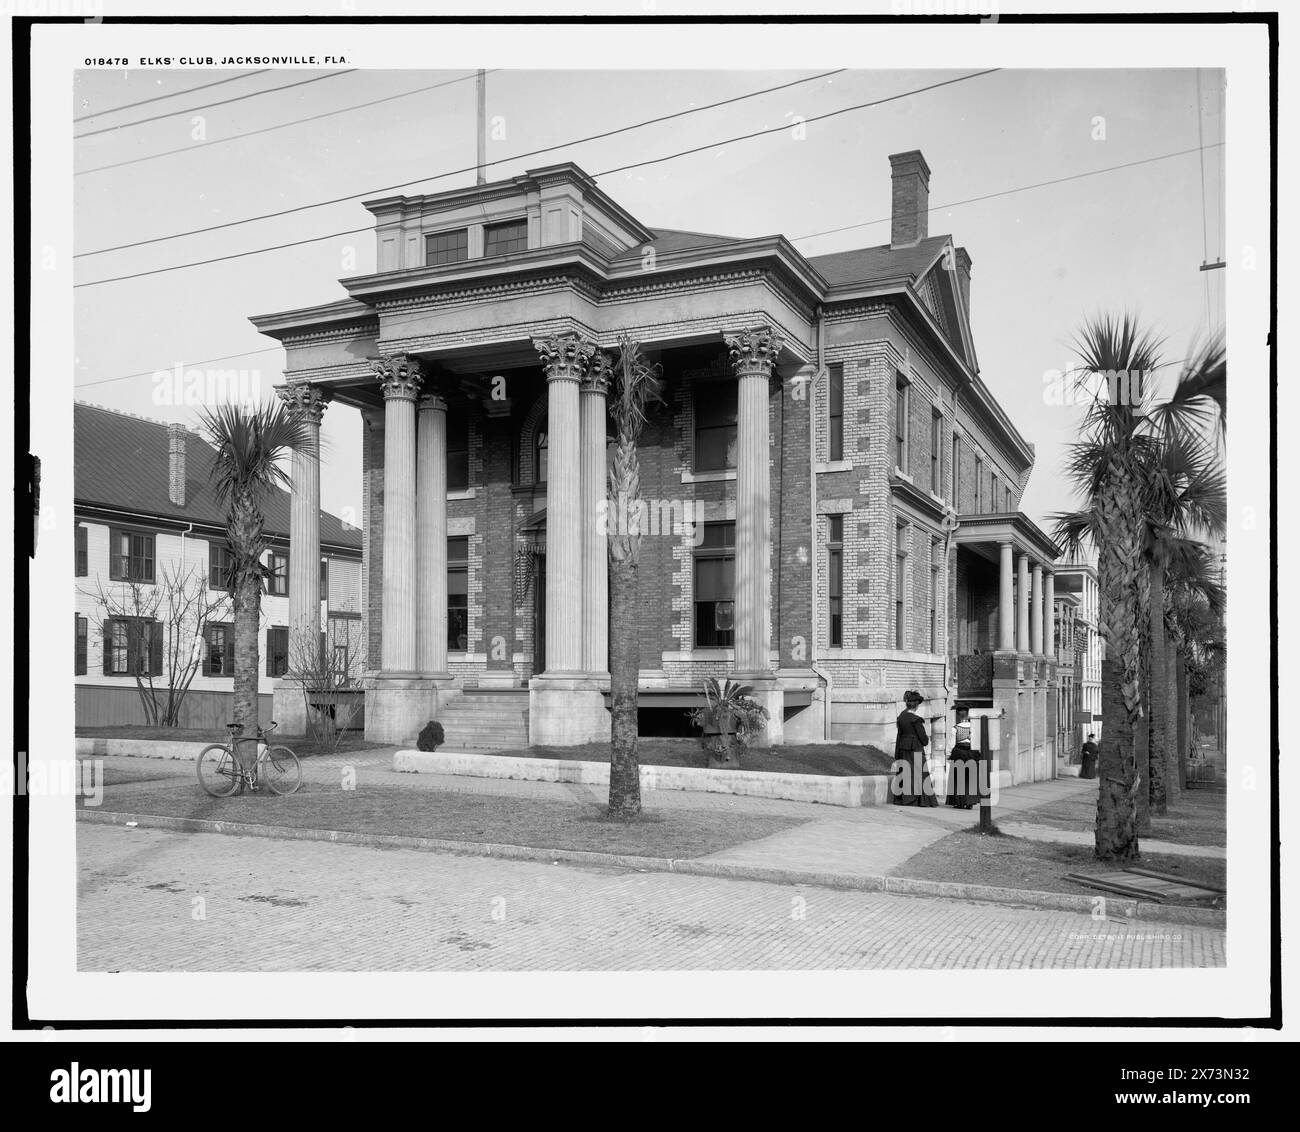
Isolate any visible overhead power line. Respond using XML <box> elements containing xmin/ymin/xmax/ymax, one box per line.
<box><xmin>76</xmin><ymin>70</ymin><xmax>489</xmax><ymax>177</ymax></box>
<box><xmin>75</xmin><ymin>68</ymin><xmax>848</xmax><ymax>259</ymax></box>
<box><xmin>74</xmin><ymin>69</ymin><xmax>358</xmax><ymax>139</ymax></box>
<box><xmin>74</xmin><ymin>70</ymin><xmax>271</xmax><ymax>122</ymax></box>
<box><xmin>74</xmin><ymin>347</ymin><xmax>282</xmax><ymax>391</ymax></box>
<box><xmin>789</xmin><ymin>141</ymin><xmax>1228</xmax><ymax>244</ymax></box>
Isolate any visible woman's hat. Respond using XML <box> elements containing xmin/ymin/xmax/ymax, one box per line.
<box><xmin>904</xmin><ymin>689</ymin><xmax>924</xmax><ymax>704</ymax></box>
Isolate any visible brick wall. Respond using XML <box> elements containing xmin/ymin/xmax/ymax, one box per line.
<box><xmin>477</xmin><ymin>410</ymin><xmax>515</xmax><ymax>677</ymax></box>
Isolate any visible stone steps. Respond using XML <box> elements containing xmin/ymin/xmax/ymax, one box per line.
<box><xmin>435</xmin><ymin>691</ymin><xmax>530</xmax><ymax>749</ymax></box>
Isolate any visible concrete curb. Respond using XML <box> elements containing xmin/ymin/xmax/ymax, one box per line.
<box><xmin>77</xmin><ymin>738</ymin><xmax>208</xmax><ymax>760</ymax></box>
<box><xmin>77</xmin><ymin>808</ymin><xmax>1225</xmax><ymax>928</ymax></box>
<box><xmin>394</xmin><ymin>749</ymin><xmax>895</xmax><ymax>807</ymax></box>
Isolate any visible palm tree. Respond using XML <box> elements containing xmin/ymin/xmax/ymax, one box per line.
<box><xmin>200</xmin><ymin>401</ymin><xmax>311</xmax><ymax>769</ymax></box>
<box><xmin>1051</xmin><ymin>318</ymin><xmax>1224</xmax><ymax>861</ymax></box>
<box><xmin>605</xmin><ymin>336</ymin><xmax>662</xmax><ymax>818</ymax></box>
<box><xmin>1165</xmin><ymin>547</ymin><xmax>1226</xmax><ymax>785</ymax></box>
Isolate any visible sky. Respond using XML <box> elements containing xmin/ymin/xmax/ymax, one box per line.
<box><xmin>72</xmin><ymin>66</ymin><xmax>1226</xmax><ymax>531</ymax></box>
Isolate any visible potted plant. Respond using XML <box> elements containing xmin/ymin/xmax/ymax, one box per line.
<box><xmin>417</xmin><ymin>720</ymin><xmax>445</xmax><ymax>752</ymax></box>
<box><xmin>687</xmin><ymin>677</ymin><xmax>770</xmax><ymax>770</ymax></box>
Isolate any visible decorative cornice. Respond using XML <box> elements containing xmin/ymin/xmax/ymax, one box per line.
<box><xmin>275</xmin><ymin>382</ymin><xmax>330</xmax><ymax>426</ymax></box>
<box><xmin>280</xmin><ymin>320</ymin><xmax>380</xmax><ymax>348</ymax></box>
<box><xmin>582</xmin><ymin>351</ymin><xmax>614</xmax><ymax>396</ymax></box>
<box><xmin>724</xmin><ymin>325</ymin><xmax>786</xmax><ymax>378</ymax></box>
<box><xmin>533</xmin><ymin>333</ymin><xmax>596</xmax><ymax>382</ymax></box>
<box><xmin>373</xmin><ymin>354</ymin><xmax>424</xmax><ymax>402</ymax></box>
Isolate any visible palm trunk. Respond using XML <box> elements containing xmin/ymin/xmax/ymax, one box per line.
<box><xmin>232</xmin><ymin>571</ymin><xmax>262</xmax><ymax>771</ymax></box>
<box><xmin>1176</xmin><ymin>648</ymin><xmax>1190</xmax><ymax>789</ymax></box>
<box><xmin>607</xmin><ymin>555</ymin><xmax>641</xmax><ymax>816</ymax></box>
<box><xmin>1147</xmin><ymin>565</ymin><xmax>1168</xmax><ymax>815</ymax></box>
<box><xmin>1096</xmin><ymin>654</ymin><xmax>1139</xmax><ymax>861</ymax></box>
<box><xmin>1163</xmin><ymin>642</ymin><xmax>1181</xmax><ymax>807</ymax></box>
<box><xmin>1133</xmin><ymin>567</ymin><xmax>1151</xmax><ymax>834</ymax></box>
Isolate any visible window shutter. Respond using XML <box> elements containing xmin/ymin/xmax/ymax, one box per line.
<box><xmin>266</xmin><ymin>629</ymin><xmax>273</xmax><ymax>677</ymax></box>
<box><xmin>224</xmin><ymin>630</ymin><xmax>235</xmax><ymax>678</ymax></box>
<box><xmin>149</xmin><ymin>621</ymin><xmax>163</xmax><ymax>676</ymax></box>
<box><xmin>202</xmin><ymin>629</ymin><xmax>213</xmax><ymax>676</ymax></box>
<box><xmin>102</xmin><ymin>620</ymin><xmax>114</xmax><ymax>675</ymax></box>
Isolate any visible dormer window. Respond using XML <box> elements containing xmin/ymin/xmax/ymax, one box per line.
<box><xmin>484</xmin><ymin>218</ymin><xmax>528</xmax><ymax>257</ymax></box>
<box><xmin>426</xmin><ymin>228</ymin><xmax>469</xmax><ymax>266</ymax></box>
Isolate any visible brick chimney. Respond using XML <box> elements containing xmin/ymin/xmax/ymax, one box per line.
<box><xmin>888</xmin><ymin>149</ymin><xmax>931</xmax><ymax>248</ymax></box>
<box><xmin>167</xmin><ymin>422</ymin><xmax>187</xmax><ymax>507</ymax></box>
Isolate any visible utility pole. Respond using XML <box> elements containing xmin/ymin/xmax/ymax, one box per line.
<box><xmin>475</xmin><ymin>69</ymin><xmax>487</xmax><ymax>185</ymax></box>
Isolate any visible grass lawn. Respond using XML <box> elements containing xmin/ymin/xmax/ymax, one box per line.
<box><xmin>81</xmin><ymin>777</ymin><xmax>806</xmax><ymax>860</ymax></box>
<box><xmin>1022</xmin><ymin>784</ymin><xmax>1226</xmax><ymax>848</ymax></box>
<box><xmin>76</xmin><ymin>724</ymin><xmax>389</xmax><ymax>760</ymax></box>
<box><xmin>892</xmin><ymin>827</ymin><xmax>1226</xmax><ymax>907</ymax></box>
<box><xmin>478</xmin><ymin>738</ymin><xmax>894</xmax><ymax>777</ymax></box>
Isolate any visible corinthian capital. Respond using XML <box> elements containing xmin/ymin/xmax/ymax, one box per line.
<box><xmin>373</xmin><ymin>354</ymin><xmax>424</xmax><ymax>402</ymax></box>
<box><xmin>724</xmin><ymin>325</ymin><xmax>786</xmax><ymax>378</ymax></box>
<box><xmin>276</xmin><ymin>382</ymin><xmax>330</xmax><ymax>426</ymax></box>
<box><xmin>582</xmin><ymin>351</ymin><xmax>614</xmax><ymax>397</ymax></box>
<box><xmin>533</xmin><ymin>332</ymin><xmax>596</xmax><ymax>382</ymax></box>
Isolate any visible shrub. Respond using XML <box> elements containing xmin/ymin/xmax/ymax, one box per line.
<box><xmin>417</xmin><ymin>720</ymin><xmax>445</xmax><ymax>752</ymax></box>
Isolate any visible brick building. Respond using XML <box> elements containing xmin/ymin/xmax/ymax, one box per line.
<box><xmin>73</xmin><ymin>403</ymin><xmax>363</xmax><ymax>729</ymax></box>
<box><xmin>251</xmin><ymin>150</ymin><xmax>1061</xmax><ymax>779</ymax></box>
<box><xmin>1054</xmin><ymin>559</ymin><xmax>1104</xmax><ymax>749</ymax></box>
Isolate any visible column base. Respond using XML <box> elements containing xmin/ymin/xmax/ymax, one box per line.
<box><xmin>477</xmin><ymin>670</ymin><xmax>523</xmax><ymax>689</ymax></box>
<box><xmin>365</xmin><ymin>675</ymin><xmax>444</xmax><ymax>745</ymax></box>
<box><xmin>272</xmin><ymin>678</ymin><xmax>309</xmax><ymax>738</ymax></box>
<box><xmin>733</xmin><ymin>676</ymin><xmax>783</xmax><ymax>748</ymax></box>
<box><xmin>528</xmin><ymin>675</ymin><xmax>610</xmax><ymax>746</ymax></box>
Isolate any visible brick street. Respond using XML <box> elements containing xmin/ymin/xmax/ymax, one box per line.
<box><xmin>77</xmin><ymin>823</ymin><xmax>1224</xmax><ymax>972</ymax></box>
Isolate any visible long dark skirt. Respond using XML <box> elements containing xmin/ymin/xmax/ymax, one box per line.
<box><xmin>891</xmin><ymin>752</ymin><xmax>938</xmax><ymax>806</ymax></box>
<box><xmin>1079</xmin><ymin>751</ymin><xmax>1099</xmax><ymax>779</ymax></box>
<box><xmin>946</xmin><ymin>753</ymin><xmax>982</xmax><ymax>809</ymax></box>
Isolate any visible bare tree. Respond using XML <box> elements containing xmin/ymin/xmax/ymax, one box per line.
<box><xmin>287</xmin><ymin>632</ymin><xmax>366</xmax><ymax>750</ymax></box>
<box><xmin>82</xmin><ymin>563</ymin><xmax>231</xmax><ymax>727</ymax></box>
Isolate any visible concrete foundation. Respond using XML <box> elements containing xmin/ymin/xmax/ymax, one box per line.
<box><xmin>272</xmin><ymin>679</ymin><xmax>309</xmax><ymax>737</ymax></box>
<box><xmin>528</xmin><ymin>676</ymin><xmax>610</xmax><ymax>745</ymax></box>
<box><xmin>365</xmin><ymin>675</ymin><xmax>448</xmax><ymax>745</ymax></box>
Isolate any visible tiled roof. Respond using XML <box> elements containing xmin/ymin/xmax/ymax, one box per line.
<box><xmin>806</xmin><ymin>234</ymin><xmax>951</xmax><ymax>288</ymax></box>
<box><xmin>73</xmin><ymin>402</ymin><xmax>362</xmax><ymax>551</ymax></box>
<box><xmin>609</xmin><ymin>227</ymin><xmax>746</xmax><ymax>262</ymax></box>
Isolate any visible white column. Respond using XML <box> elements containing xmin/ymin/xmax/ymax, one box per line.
<box><xmin>1044</xmin><ymin>570</ymin><xmax>1056</xmax><ymax>659</ymax></box>
<box><xmin>580</xmin><ymin>357</ymin><xmax>611</xmax><ymax>676</ymax></box>
<box><xmin>374</xmin><ymin>355</ymin><xmax>422</xmax><ymax>674</ymax></box>
<box><xmin>1017</xmin><ymin>552</ymin><xmax>1031</xmax><ymax>653</ymax></box>
<box><xmin>534</xmin><ymin>333</ymin><xmax>592</xmax><ymax>676</ymax></box>
<box><xmin>1031</xmin><ymin>562</ymin><xmax>1044</xmax><ymax>656</ymax></box>
<box><xmin>277</xmin><ymin>383</ymin><xmax>328</xmax><ymax>670</ymax></box>
<box><xmin>726</xmin><ymin>326</ymin><xmax>783</xmax><ymax>677</ymax></box>
<box><xmin>417</xmin><ymin>394</ymin><xmax>449</xmax><ymax>678</ymax></box>
<box><xmin>998</xmin><ymin>541</ymin><xmax>1015</xmax><ymax>651</ymax></box>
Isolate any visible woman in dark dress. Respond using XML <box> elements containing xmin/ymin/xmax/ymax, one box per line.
<box><xmin>946</xmin><ymin>721</ymin><xmax>981</xmax><ymax>809</ymax></box>
<box><xmin>1079</xmin><ymin>733</ymin><xmax>1099</xmax><ymax>780</ymax></box>
<box><xmin>892</xmin><ymin>690</ymin><xmax>937</xmax><ymax>806</ymax></box>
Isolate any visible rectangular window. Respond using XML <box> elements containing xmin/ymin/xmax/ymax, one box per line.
<box><xmin>930</xmin><ymin>539</ymin><xmax>941</xmax><ymax>653</ymax></box>
<box><xmin>332</xmin><ymin>643</ymin><xmax>350</xmax><ymax>686</ymax></box>
<box><xmin>75</xmin><ymin>614</ymin><xmax>88</xmax><ymax>675</ymax></box>
<box><xmin>320</xmin><ymin>557</ymin><xmax>329</xmax><ymax>594</ymax></box>
<box><xmin>425</xmin><ymin>227</ymin><xmax>469</xmax><ymax>266</ymax></box>
<box><xmin>266</xmin><ymin>625</ymin><xmax>289</xmax><ymax>677</ymax></box>
<box><xmin>827</xmin><ymin>363</ymin><xmax>844</xmax><ymax>462</ymax></box>
<box><xmin>209</xmin><ymin>541</ymin><xmax>236</xmax><ymax>590</ymax></box>
<box><xmin>75</xmin><ymin>525</ymin><xmax>88</xmax><ymax>577</ymax></box>
<box><xmin>483</xmin><ymin>218</ymin><xmax>528</xmax><ymax>257</ymax></box>
<box><xmin>931</xmin><ymin>408</ymin><xmax>943</xmax><ymax>494</ymax></box>
<box><xmin>204</xmin><ymin>622</ymin><xmax>235</xmax><ymax>677</ymax></box>
<box><xmin>991</xmin><ymin>472</ymin><xmax>1000</xmax><ymax>512</ymax></box>
<box><xmin>951</xmin><ymin>434</ymin><xmax>960</xmax><ymax>504</ymax></box>
<box><xmin>266</xmin><ymin>551</ymin><xmax>289</xmax><ymax>596</ymax></box>
<box><xmin>103</xmin><ymin>617</ymin><xmax>161</xmax><ymax>676</ymax></box>
<box><xmin>108</xmin><ymin>529</ymin><xmax>155</xmax><ymax>584</ymax></box>
<box><xmin>895</xmin><ymin>521</ymin><xmax>907</xmax><ymax>650</ymax></box>
<box><xmin>895</xmin><ymin>374</ymin><xmax>909</xmax><ymax>469</ymax></box>
<box><xmin>448</xmin><ymin>536</ymin><xmax>469</xmax><ymax>652</ymax></box>
<box><xmin>694</xmin><ymin>379</ymin><xmax>738</xmax><ymax>472</ymax></box>
<box><xmin>974</xmin><ymin>457</ymin><xmax>984</xmax><ymax>511</ymax></box>
<box><xmin>694</xmin><ymin>521</ymin><xmax>736</xmax><ymax>647</ymax></box>
<box><xmin>447</xmin><ymin>412</ymin><xmax>469</xmax><ymax>492</ymax></box>
<box><xmin>828</xmin><ymin>514</ymin><xmax>844</xmax><ymax>648</ymax></box>
<box><xmin>1006</xmin><ymin>486</ymin><xmax>1013</xmax><ymax>513</ymax></box>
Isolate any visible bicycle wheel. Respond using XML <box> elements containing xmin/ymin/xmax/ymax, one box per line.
<box><xmin>261</xmin><ymin>746</ymin><xmax>302</xmax><ymax>795</ymax></box>
<box><xmin>196</xmin><ymin>744</ymin><xmax>241</xmax><ymax>797</ymax></box>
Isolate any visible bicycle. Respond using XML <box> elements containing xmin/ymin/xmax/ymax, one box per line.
<box><xmin>196</xmin><ymin>721</ymin><xmax>302</xmax><ymax>797</ymax></box>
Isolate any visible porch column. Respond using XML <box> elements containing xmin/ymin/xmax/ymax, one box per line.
<box><xmin>580</xmin><ymin>354</ymin><xmax>612</xmax><ymax>677</ymax></box>
<box><xmin>375</xmin><ymin>355</ymin><xmax>422</xmax><ymax>674</ymax></box>
<box><xmin>998</xmin><ymin>541</ymin><xmax>1015</xmax><ymax>651</ymax></box>
<box><xmin>1031</xmin><ymin>561</ymin><xmax>1044</xmax><ymax>656</ymax></box>
<box><xmin>1017</xmin><ymin>552</ymin><xmax>1031</xmax><ymax>653</ymax></box>
<box><xmin>726</xmin><ymin>326</ymin><xmax>783</xmax><ymax>678</ymax></box>
<box><xmin>277</xmin><ymin>382</ymin><xmax>329</xmax><ymax>669</ymax></box>
<box><xmin>1044</xmin><ymin>569</ymin><xmax>1056</xmax><ymax>659</ymax></box>
<box><xmin>534</xmin><ymin>333</ymin><xmax>592</xmax><ymax>676</ymax></box>
<box><xmin>417</xmin><ymin>394</ymin><xmax>449</xmax><ymax>678</ymax></box>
